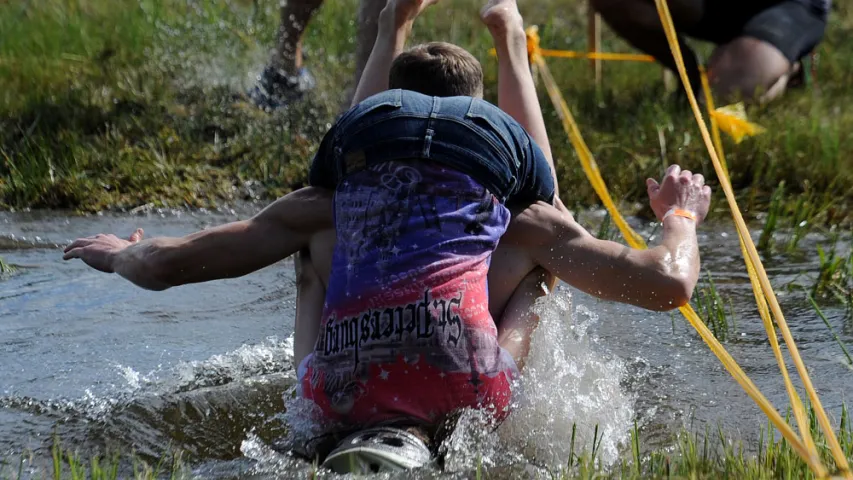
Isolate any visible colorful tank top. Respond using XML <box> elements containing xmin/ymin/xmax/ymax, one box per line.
<box><xmin>299</xmin><ymin>160</ymin><xmax>519</xmax><ymax>426</ymax></box>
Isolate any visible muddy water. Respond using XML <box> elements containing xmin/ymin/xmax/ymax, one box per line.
<box><xmin>1</xmin><ymin>208</ymin><xmax>851</xmax><ymax>478</ymax></box>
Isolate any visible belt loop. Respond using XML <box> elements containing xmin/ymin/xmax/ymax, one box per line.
<box><xmin>423</xmin><ymin>96</ymin><xmax>441</xmax><ymax>157</ymax></box>
<box><xmin>334</xmin><ymin>144</ymin><xmax>345</xmax><ymax>179</ymax></box>
<box><xmin>423</xmin><ymin>129</ymin><xmax>434</xmax><ymax>157</ymax></box>
<box><xmin>430</xmin><ymin>95</ymin><xmax>441</xmax><ymax>118</ymax></box>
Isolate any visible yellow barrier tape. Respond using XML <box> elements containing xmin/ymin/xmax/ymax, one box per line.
<box><xmin>699</xmin><ymin>68</ymin><xmax>730</xmax><ymax>179</ymax></box>
<box><xmin>654</xmin><ymin>0</ymin><xmax>850</xmax><ymax>475</ymax></box>
<box><xmin>519</xmin><ymin>17</ymin><xmax>846</xmax><ymax>476</ymax></box>
<box><xmin>488</xmin><ymin>44</ymin><xmax>655</xmax><ymax>63</ymax></box>
<box><xmin>700</xmin><ymin>69</ymin><xmax>766</xmax><ymax>147</ymax></box>
<box><xmin>537</xmin><ymin>49</ymin><xmax>655</xmax><ymax>62</ymax></box>
<box><xmin>712</xmin><ymin>104</ymin><xmax>767</xmax><ymax>144</ymax></box>
<box><xmin>699</xmin><ymin>67</ymin><xmax>824</xmax><ymax>475</ymax></box>
<box><xmin>535</xmin><ymin>63</ymin><xmax>646</xmax><ymax>248</ymax></box>
<box><xmin>527</xmin><ymin>30</ymin><xmax>817</xmax><ymax>468</ymax></box>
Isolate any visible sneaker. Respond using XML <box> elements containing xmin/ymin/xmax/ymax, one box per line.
<box><xmin>247</xmin><ymin>65</ymin><xmax>316</xmax><ymax>111</ymax></box>
<box><xmin>321</xmin><ymin>426</ymin><xmax>432</xmax><ymax>474</ymax></box>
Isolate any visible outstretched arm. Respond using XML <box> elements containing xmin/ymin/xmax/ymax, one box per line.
<box><xmin>482</xmin><ymin>0</ymin><xmax>555</xmax><ymax>181</ymax></box>
<box><xmin>505</xmin><ymin>165</ymin><xmax>711</xmax><ymax>311</ymax></box>
<box><xmin>351</xmin><ymin>0</ymin><xmax>438</xmax><ymax>106</ymax></box>
<box><xmin>63</xmin><ymin>187</ymin><xmax>333</xmax><ymax>291</ymax></box>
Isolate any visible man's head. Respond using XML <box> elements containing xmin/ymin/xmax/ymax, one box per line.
<box><xmin>389</xmin><ymin>42</ymin><xmax>484</xmax><ymax>98</ymax></box>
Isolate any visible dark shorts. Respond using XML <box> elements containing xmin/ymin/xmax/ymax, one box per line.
<box><xmin>688</xmin><ymin>0</ymin><xmax>827</xmax><ymax>62</ymax></box>
<box><xmin>309</xmin><ymin>89</ymin><xmax>555</xmax><ymax>207</ymax></box>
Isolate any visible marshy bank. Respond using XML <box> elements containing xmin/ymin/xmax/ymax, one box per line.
<box><xmin>1</xmin><ymin>0</ymin><xmax>852</xmax><ymax>222</ymax></box>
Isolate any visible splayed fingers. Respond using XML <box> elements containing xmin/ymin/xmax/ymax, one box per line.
<box><xmin>63</xmin><ymin>230</ymin><xmax>142</xmax><ymax>273</ymax></box>
<box><xmin>647</xmin><ymin>165</ymin><xmax>712</xmax><ymax>223</ymax></box>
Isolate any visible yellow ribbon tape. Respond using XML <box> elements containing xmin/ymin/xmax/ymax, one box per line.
<box><xmin>712</xmin><ymin>103</ymin><xmax>767</xmax><ymax>144</ymax></box>
<box><xmin>518</xmin><ymin>18</ymin><xmax>846</xmax><ymax>476</ymax></box>
<box><xmin>488</xmin><ymin>27</ymin><xmax>655</xmax><ymax>64</ymax></box>
<box><xmin>699</xmin><ymin>65</ymin><xmax>822</xmax><ymax>473</ymax></box>
<box><xmin>655</xmin><ymin>0</ymin><xmax>848</xmax><ymax>475</ymax></box>
<box><xmin>523</xmin><ymin>23</ymin><xmax>833</xmax><ymax>476</ymax></box>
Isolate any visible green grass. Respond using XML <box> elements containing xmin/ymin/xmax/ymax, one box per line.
<box><xmin>692</xmin><ymin>271</ymin><xmax>737</xmax><ymax>342</ymax></box>
<box><xmin>1</xmin><ymin>440</ymin><xmax>183</xmax><ymax>480</ymax></box>
<box><xmin>1</xmin><ymin>0</ymin><xmax>853</xmax><ymax>217</ymax></box>
<box><xmin>0</xmin><ymin>256</ymin><xmax>14</xmax><ymax>275</ymax></box>
<box><xmin>812</xmin><ymin>238</ymin><xmax>853</xmax><ymax>307</ymax></box>
<box><xmin>758</xmin><ymin>181</ymin><xmax>836</xmax><ymax>256</ymax></box>
<box><xmin>808</xmin><ymin>291</ymin><xmax>853</xmax><ymax>366</ymax></box>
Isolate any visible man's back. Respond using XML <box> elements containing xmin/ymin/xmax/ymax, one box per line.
<box><xmin>301</xmin><ymin>160</ymin><xmax>518</xmax><ymax>425</ymax></box>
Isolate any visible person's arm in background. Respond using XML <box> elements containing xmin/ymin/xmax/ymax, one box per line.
<box><xmin>63</xmin><ymin>187</ymin><xmax>333</xmax><ymax>291</ymax></box>
<box><xmin>350</xmin><ymin>0</ymin><xmax>438</xmax><ymax>106</ymax></box>
<box><xmin>505</xmin><ymin>165</ymin><xmax>711</xmax><ymax>311</ymax></box>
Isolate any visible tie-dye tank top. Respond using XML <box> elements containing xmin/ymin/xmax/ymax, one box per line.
<box><xmin>299</xmin><ymin>160</ymin><xmax>519</xmax><ymax>426</ymax></box>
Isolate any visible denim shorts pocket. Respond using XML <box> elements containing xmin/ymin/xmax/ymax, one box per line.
<box><xmin>464</xmin><ymin>99</ymin><xmax>524</xmax><ymax>169</ymax></box>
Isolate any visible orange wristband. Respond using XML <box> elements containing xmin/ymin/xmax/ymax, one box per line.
<box><xmin>662</xmin><ymin>208</ymin><xmax>696</xmax><ymax>223</ymax></box>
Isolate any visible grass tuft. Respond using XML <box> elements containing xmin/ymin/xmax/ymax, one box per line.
<box><xmin>5</xmin><ymin>409</ymin><xmax>853</xmax><ymax>479</ymax></box>
<box><xmin>0</xmin><ymin>257</ymin><xmax>15</xmax><ymax>275</ymax></box>
<box><xmin>812</xmin><ymin>236</ymin><xmax>853</xmax><ymax>308</ymax></box>
<box><xmin>808</xmin><ymin>291</ymin><xmax>853</xmax><ymax>366</ymax></box>
<box><xmin>693</xmin><ymin>270</ymin><xmax>736</xmax><ymax>341</ymax></box>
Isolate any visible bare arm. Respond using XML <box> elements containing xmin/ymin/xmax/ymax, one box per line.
<box><xmin>505</xmin><ymin>165</ymin><xmax>711</xmax><ymax>311</ymax></box>
<box><xmin>351</xmin><ymin>0</ymin><xmax>437</xmax><ymax>106</ymax></box>
<box><xmin>529</xmin><ymin>210</ymin><xmax>698</xmax><ymax>311</ymax></box>
<box><xmin>63</xmin><ymin>187</ymin><xmax>333</xmax><ymax>290</ymax></box>
<box><xmin>482</xmin><ymin>0</ymin><xmax>555</xmax><ymax>180</ymax></box>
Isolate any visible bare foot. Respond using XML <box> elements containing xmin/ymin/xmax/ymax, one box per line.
<box><xmin>480</xmin><ymin>0</ymin><xmax>524</xmax><ymax>35</ymax></box>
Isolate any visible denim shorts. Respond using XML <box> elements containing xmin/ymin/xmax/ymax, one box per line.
<box><xmin>309</xmin><ymin>89</ymin><xmax>555</xmax><ymax>206</ymax></box>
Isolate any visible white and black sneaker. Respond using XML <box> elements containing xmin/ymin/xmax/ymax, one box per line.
<box><xmin>322</xmin><ymin>426</ymin><xmax>432</xmax><ymax>474</ymax></box>
<box><xmin>247</xmin><ymin>65</ymin><xmax>316</xmax><ymax>111</ymax></box>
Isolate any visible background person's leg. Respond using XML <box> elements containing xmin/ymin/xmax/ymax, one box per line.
<box><xmin>706</xmin><ymin>37</ymin><xmax>791</xmax><ymax>104</ymax></box>
<box><xmin>252</xmin><ymin>0</ymin><xmax>386</xmax><ymax>109</ymax></box>
<box><xmin>707</xmin><ymin>0</ymin><xmax>827</xmax><ymax>104</ymax></box>
<box><xmin>249</xmin><ymin>0</ymin><xmax>323</xmax><ymax>109</ymax></box>
<box><xmin>273</xmin><ymin>0</ymin><xmax>325</xmax><ymax>76</ymax></box>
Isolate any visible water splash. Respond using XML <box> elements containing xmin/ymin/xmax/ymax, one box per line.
<box><xmin>496</xmin><ymin>288</ymin><xmax>634</xmax><ymax>468</ymax></box>
<box><xmin>237</xmin><ymin>432</ymin><xmax>320</xmax><ymax>479</ymax></box>
<box><xmin>440</xmin><ymin>409</ymin><xmax>508</xmax><ymax>473</ymax></box>
<box><xmin>163</xmin><ymin>335</ymin><xmax>294</xmax><ymax>394</ymax></box>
